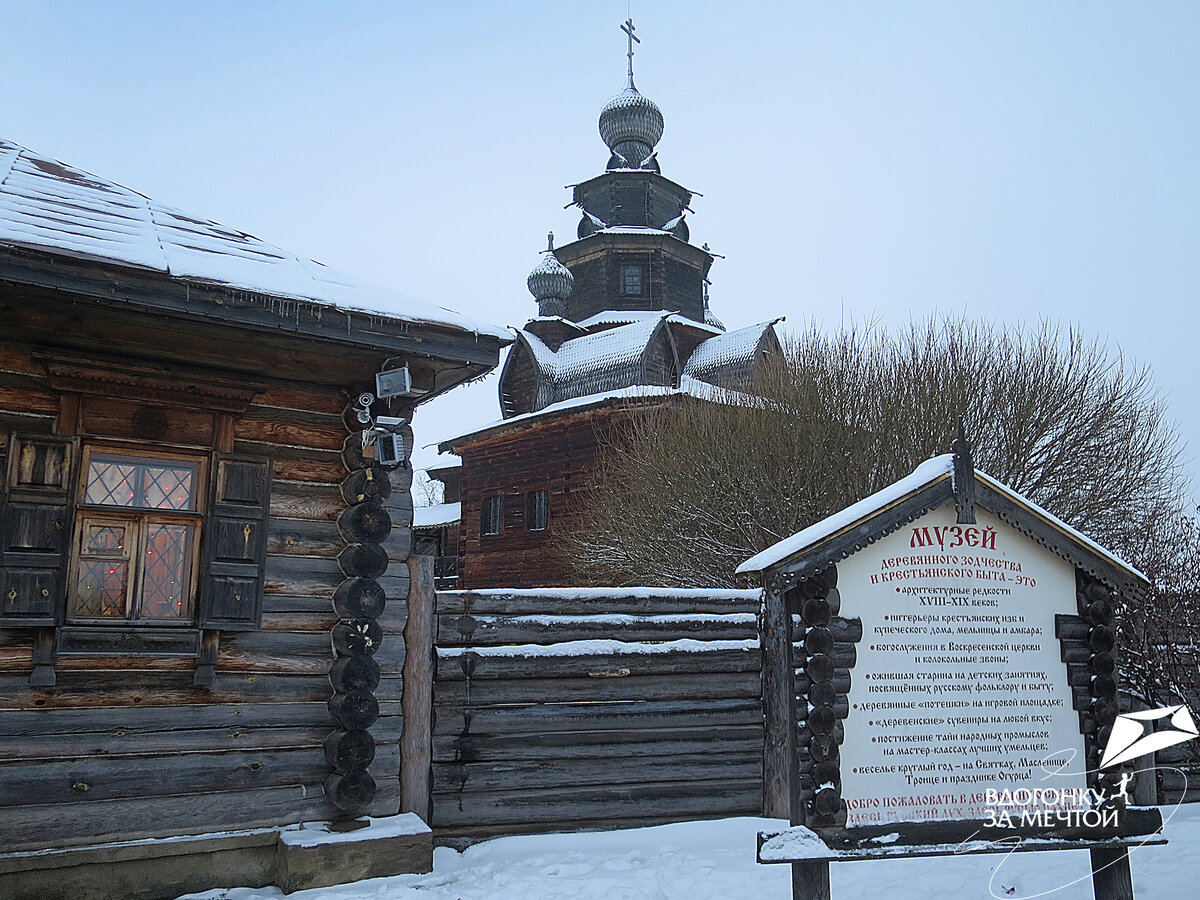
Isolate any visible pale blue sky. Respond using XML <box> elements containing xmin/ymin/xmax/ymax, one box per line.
<box><xmin>5</xmin><ymin>2</ymin><xmax>1197</xmax><ymax>498</ymax></box>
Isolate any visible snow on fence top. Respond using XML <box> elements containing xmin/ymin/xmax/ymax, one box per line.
<box><xmin>0</xmin><ymin>138</ymin><xmax>508</xmax><ymax>340</ymax></box>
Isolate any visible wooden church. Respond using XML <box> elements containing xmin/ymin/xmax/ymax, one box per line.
<box><xmin>436</xmin><ymin>24</ymin><xmax>782</xmax><ymax>588</ymax></box>
<box><xmin>0</xmin><ymin>137</ymin><xmax>508</xmax><ymax>896</ymax></box>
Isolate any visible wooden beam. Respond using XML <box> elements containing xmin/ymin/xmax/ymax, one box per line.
<box><xmin>761</xmin><ymin>577</ymin><xmax>795</xmax><ymax>820</ymax></box>
<box><xmin>401</xmin><ymin>555</ymin><xmax>436</xmax><ymax>821</ymax></box>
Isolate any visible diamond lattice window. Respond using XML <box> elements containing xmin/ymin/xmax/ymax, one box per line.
<box><xmin>70</xmin><ymin>451</ymin><xmax>202</xmax><ymax>623</ymax></box>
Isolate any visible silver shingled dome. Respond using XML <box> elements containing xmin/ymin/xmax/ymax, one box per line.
<box><xmin>598</xmin><ymin>86</ymin><xmax>664</xmax><ymax>152</ymax></box>
<box><xmin>527</xmin><ymin>250</ymin><xmax>574</xmax><ymax>318</ymax></box>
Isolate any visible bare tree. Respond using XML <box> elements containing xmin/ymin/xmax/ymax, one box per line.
<box><xmin>559</xmin><ymin>318</ymin><xmax>1188</xmax><ymax>591</ymax></box>
<box><xmin>1115</xmin><ymin>506</ymin><xmax>1200</xmax><ymax>707</ymax></box>
<box><xmin>413</xmin><ymin>469</ymin><xmax>444</xmax><ymax>508</ymax></box>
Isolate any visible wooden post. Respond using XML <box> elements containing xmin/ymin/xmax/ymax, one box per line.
<box><xmin>400</xmin><ymin>554</ymin><xmax>436</xmax><ymax>821</ymax></box>
<box><xmin>1090</xmin><ymin>847</ymin><xmax>1135</xmax><ymax>900</ymax></box>
<box><xmin>792</xmin><ymin>860</ymin><xmax>831</xmax><ymax>900</ymax></box>
<box><xmin>761</xmin><ymin>576</ymin><xmax>796</xmax><ymax>819</ymax></box>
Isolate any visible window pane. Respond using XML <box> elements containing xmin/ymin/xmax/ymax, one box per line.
<box><xmin>84</xmin><ymin>523</ymin><xmax>127</xmax><ymax>554</ymax></box>
<box><xmin>75</xmin><ymin>559</ymin><xmax>129</xmax><ymax>617</ymax></box>
<box><xmin>482</xmin><ymin>497</ymin><xmax>503</xmax><ymax>535</ymax></box>
<box><xmin>85</xmin><ymin>458</ymin><xmax>140</xmax><ymax>507</ymax></box>
<box><xmin>528</xmin><ymin>490</ymin><xmax>549</xmax><ymax>531</ymax></box>
<box><xmin>139</xmin><ymin>523</ymin><xmax>194</xmax><ymax>619</ymax></box>
<box><xmin>85</xmin><ymin>455</ymin><xmax>197</xmax><ymax>510</ymax></box>
<box><xmin>143</xmin><ymin>464</ymin><xmax>195</xmax><ymax>511</ymax></box>
<box><xmin>623</xmin><ymin>266</ymin><xmax>642</xmax><ymax>295</ymax></box>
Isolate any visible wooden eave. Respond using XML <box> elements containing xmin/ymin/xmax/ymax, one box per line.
<box><xmin>755</xmin><ymin>473</ymin><xmax>1149</xmax><ymax>602</ymax></box>
<box><xmin>441</xmin><ymin>392</ymin><xmax>682</xmax><ymax>455</ymax></box>
<box><xmin>554</xmin><ymin>231</ymin><xmax>713</xmax><ymax>275</ymax></box>
<box><xmin>0</xmin><ymin>246</ymin><xmax>507</xmax><ymax>399</ymax></box>
<box><xmin>572</xmin><ymin>170</ymin><xmax>695</xmax><ymax>206</ymax></box>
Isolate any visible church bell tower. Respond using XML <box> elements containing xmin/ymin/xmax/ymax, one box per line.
<box><xmin>534</xmin><ymin>19</ymin><xmax>719</xmax><ymax>328</ymax></box>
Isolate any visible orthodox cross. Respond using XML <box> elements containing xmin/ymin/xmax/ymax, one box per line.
<box><xmin>621</xmin><ymin>17</ymin><xmax>640</xmax><ymax>88</ymax></box>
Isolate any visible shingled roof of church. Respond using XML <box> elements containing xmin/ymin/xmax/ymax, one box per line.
<box><xmin>500</xmin><ymin>312</ymin><xmax>780</xmax><ymax>418</ymax></box>
<box><xmin>682</xmin><ymin>320</ymin><xmax>781</xmax><ymax>388</ymax></box>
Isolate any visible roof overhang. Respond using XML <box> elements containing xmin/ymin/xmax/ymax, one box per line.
<box><xmin>555</xmin><ymin>230</ymin><xmax>713</xmax><ymax>276</ymax></box>
<box><xmin>0</xmin><ymin>245</ymin><xmax>509</xmax><ymax>400</ymax></box>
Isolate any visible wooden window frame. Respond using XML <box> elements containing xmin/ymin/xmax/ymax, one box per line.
<box><xmin>67</xmin><ymin>445</ymin><xmax>207</xmax><ymax>627</ymax></box>
<box><xmin>622</xmin><ymin>265</ymin><xmax>643</xmax><ymax>296</ymax></box>
<box><xmin>527</xmin><ymin>489</ymin><xmax>550</xmax><ymax>532</ymax></box>
<box><xmin>481</xmin><ymin>496</ymin><xmax>503</xmax><ymax>536</ymax></box>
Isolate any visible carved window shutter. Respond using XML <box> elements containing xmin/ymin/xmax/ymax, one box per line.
<box><xmin>198</xmin><ymin>453</ymin><xmax>272</xmax><ymax>630</ymax></box>
<box><xmin>0</xmin><ymin>436</ymin><xmax>78</xmax><ymax>626</ymax></box>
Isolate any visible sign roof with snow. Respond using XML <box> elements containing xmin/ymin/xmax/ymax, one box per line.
<box><xmin>737</xmin><ymin>438</ymin><xmax>1148</xmax><ymax>601</ymax></box>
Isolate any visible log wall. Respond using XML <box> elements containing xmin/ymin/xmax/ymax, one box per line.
<box><xmin>430</xmin><ymin>587</ymin><xmax>763</xmax><ymax>840</ymax></box>
<box><xmin>456</xmin><ymin>409</ymin><xmax>619</xmax><ymax>589</ymax></box>
<box><xmin>0</xmin><ymin>342</ymin><xmax>411</xmax><ymax>851</ymax></box>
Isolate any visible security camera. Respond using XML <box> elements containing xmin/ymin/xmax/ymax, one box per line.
<box><xmin>356</xmin><ymin>392</ymin><xmax>375</xmax><ymax>409</ymax></box>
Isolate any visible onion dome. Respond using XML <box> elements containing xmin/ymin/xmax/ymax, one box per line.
<box><xmin>527</xmin><ymin>232</ymin><xmax>574</xmax><ymax>318</ymax></box>
<box><xmin>599</xmin><ymin>87</ymin><xmax>663</xmax><ymax>171</ymax></box>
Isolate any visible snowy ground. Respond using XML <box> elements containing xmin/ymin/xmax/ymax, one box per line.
<box><xmin>180</xmin><ymin>804</ymin><xmax>1199</xmax><ymax>900</ymax></box>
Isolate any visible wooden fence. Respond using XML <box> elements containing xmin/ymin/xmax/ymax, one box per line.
<box><xmin>425</xmin><ymin>587</ymin><xmax>764</xmax><ymax>840</ymax></box>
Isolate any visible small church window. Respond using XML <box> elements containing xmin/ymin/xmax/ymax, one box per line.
<box><xmin>527</xmin><ymin>490</ymin><xmax>550</xmax><ymax>531</ymax></box>
<box><xmin>482</xmin><ymin>496</ymin><xmax>503</xmax><ymax>535</ymax></box>
<box><xmin>622</xmin><ymin>265</ymin><xmax>643</xmax><ymax>295</ymax></box>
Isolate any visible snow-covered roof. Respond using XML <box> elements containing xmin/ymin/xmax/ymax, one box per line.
<box><xmin>575</xmin><ymin>310</ymin><xmax>721</xmax><ymax>334</ymax></box>
<box><xmin>683</xmin><ymin>320</ymin><xmax>780</xmax><ymax>387</ymax></box>
<box><xmin>423</xmin><ymin>454</ymin><xmax>461</xmax><ymax>474</ymax></box>
<box><xmin>0</xmin><ymin>138</ymin><xmax>508</xmax><ymax>340</ymax></box>
<box><xmin>515</xmin><ymin>316</ymin><xmax>671</xmax><ymax>411</ymax></box>
<box><xmin>444</xmin><ymin>376</ymin><xmax>751</xmax><ymax>448</ymax></box>
<box><xmin>737</xmin><ymin>454</ymin><xmax>1147</xmax><ymax>590</ymax></box>
<box><xmin>596</xmin><ymin>225</ymin><xmax>674</xmax><ymax>236</ymax></box>
<box><xmin>413</xmin><ymin>501</ymin><xmax>461</xmax><ymax>528</ymax></box>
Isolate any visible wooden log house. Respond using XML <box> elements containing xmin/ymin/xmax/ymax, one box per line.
<box><xmin>0</xmin><ymin>138</ymin><xmax>507</xmax><ymax>897</ymax></box>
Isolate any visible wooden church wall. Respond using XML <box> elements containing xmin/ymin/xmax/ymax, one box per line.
<box><xmin>0</xmin><ymin>339</ymin><xmax>409</xmax><ymax>851</ymax></box>
<box><xmin>457</xmin><ymin>409</ymin><xmax>626</xmax><ymax>589</ymax></box>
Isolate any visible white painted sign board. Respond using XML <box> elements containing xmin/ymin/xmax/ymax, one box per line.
<box><xmin>838</xmin><ymin>506</ymin><xmax>1087</xmax><ymax>826</ymax></box>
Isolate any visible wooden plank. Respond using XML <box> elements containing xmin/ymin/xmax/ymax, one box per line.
<box><xmin>0</xmin><ymin>723</ymin><xmax>326</xmax><ymax>761</ymax></box>
<box><xmin>437</xmin><ymin>613</ymin><xmax>757</xmax><ymax>646</ymax></box>
<box><xmin>266</xmin><ymin>518</ymin><xmax>343</xmax><ymax>557</ymax></box>
<box><xmin>433</xmin><ymin>671</ymin><xmax>762</xmax><ymax>706</ymax></box>
<box><xmin>80</xmin><ymin>396</ymin><xmax>215</xmax><ymax>447</ymax></box>
<box><xmin>0</xmin><ymin>701</ymin><xmax>401</xmax><ymax>739</ymax></box>
<box><xmin>0</xmin><ymin>746</ymin><xmax>329</xmax><ymax>807</ymax></box>
<box><xmin>401</xmin><ymin>555</ymin><xmax>436</xmax><ymax>820</ymax></box>
<box><xmin>235</xmin><ymin>407</ymin><xmax>346</xmax><ymax>451</ymax></box>
<box><xmin>435</xmin><ymin>647</ymin><xmax>759</xmax><ymax>680</ymax></box>
<box><xmin>0</xmin><ymin>672</ymin><xmax>388</xmax><ymax>707</ymax></box>
<box><xmin>217</xmin><ymin>630</ymin><xmax>333</xmax><ymax>675</ymax></box>
<box><xmin>432</xmin><ymin>778</ymin><xmax>761</xmax><ymax>827</ymax></box>
<box><xmin>761</xmin><ymin>579</ymin><xmax>796</xmax><ymax>820</ymax></box>
<box><xmin>432</xmin><ymin>752</ymin><xmax>760</xmax><ymax>793</ymax></box>
<box><xmin>433</xmin><ymin>726</ymin><xmax>763</xmax><ymax>764</ymax></box>
<box><xmin>269</xmin><ymin>480</ymin><xmax>342</xmax><ymax>521</ymax></box>
<box><xmin>437</xmin><ymin>590</ymin><xmax>761</xmax><ymax>616</ymax></box>
<box><xmin>253</xmin><ymin>384</ymin><xmax>348</xmax><ymax>417</ymax></box>
<box><xmin>263</xmin><ymin>555</ymin><xmax>409</xmax><ymax>599</ymax></box>
<box><xmin>433</xmin><ymin>697</ymin><xmax>763</xmax><ymax>737</ymax></box>
<box><xmin>0</xmin><ymin>776</ymin><xmax>400</xmax><ymax>853</ymax></box>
